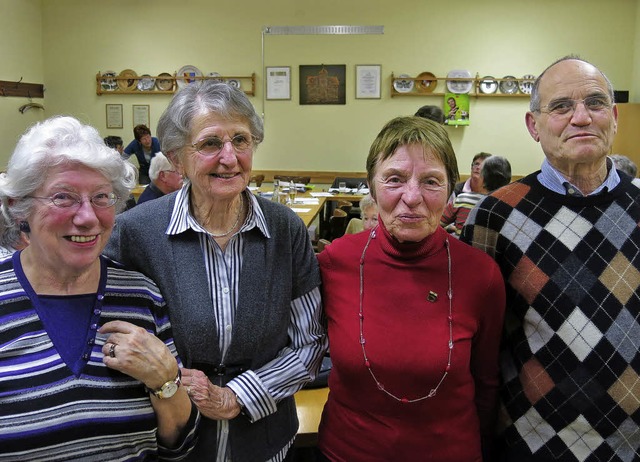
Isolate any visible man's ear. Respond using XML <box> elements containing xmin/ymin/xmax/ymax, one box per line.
<box><xmin>525</xmin><ymin>112</ymin><xmax>540</xmax><ymax>142</ymax></box>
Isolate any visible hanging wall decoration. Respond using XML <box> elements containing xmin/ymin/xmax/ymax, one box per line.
<box><xmin>444</xmin><ymin>93</ymin><xmax>470</xmax><ymax>126</ymax></box>
<box><xmin>299</xmin><ymin>64</ymin><xmax>346</xmax><ymax>105</ymax></box>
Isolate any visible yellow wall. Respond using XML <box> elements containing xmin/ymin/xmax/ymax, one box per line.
<box><xmin>0</xmin><ymin>0</ymin><xmax>44</xmax><ymax>160</ymax></box>
<box><xmin>2</xmin><ymin>0</ymin><xmax>638</xmax><ymax>177</ymax></box>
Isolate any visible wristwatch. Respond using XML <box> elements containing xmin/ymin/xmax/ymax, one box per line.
<box><xmin>148</xmin><ymin>369</ymin><xmax>182</xmax><ymax>399</ymax></box>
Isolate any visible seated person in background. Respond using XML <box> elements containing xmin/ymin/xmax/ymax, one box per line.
<box><xmin>104</xmin><ymin>135</ymin><xmax>124</xmax><ymax>155</ymax></box>
<box><xmin>123</xmin><ymin>124</ymin><xmax>162</xmax><ymax>185</ymax></box>
<box><xmin>441</xmin><ymin>155</ymin><xmax>512</xmax><ymax>236</ymax></box>
<box><xmin>105</xmin><ymin>135</ymin><xmax>137</xmax><ymax>211</ymax></box>
<box><xmin>450</xmin><ymin>152</ymin><xmax>492</xmax><ymax>203</ymax></box>
<box><xmin>345</xmin><ymin>193</ymin><xmax>378</xmax><ymax>234</ymax></box>
<box><xmin>415</xmin><ymin>105</ymin><xmax>445</xmax><ymax>124</ymax></box>
<box><xmin>610</xmin><ymin>153</ymin><xmax>637</xmax><ymax>177</ymax></box>
<box><xmin>137</xmin><ymin>152</ymin><xmax>184</xmax><ymax>205</ymax></box>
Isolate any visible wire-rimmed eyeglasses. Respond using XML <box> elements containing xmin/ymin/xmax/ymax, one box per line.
<box><xmin>539</xmin><ymin>95</ymin><xmax>612</xmax><ymax>117</ymax></box>
<box><xmin>191</xmin><ymin>134</ymin><xmax>255</xmax><ymax>157</ymax></box>
<box><xmin>28</xmin><ymin>191</ymin><xmax>119</xmax><ymax>208</ymax></box>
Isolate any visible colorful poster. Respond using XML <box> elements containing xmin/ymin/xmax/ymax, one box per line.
<box><xmin>444</xmin><ymin>93</ymin><xmax>470</xmax><ymax>126</ymax></box>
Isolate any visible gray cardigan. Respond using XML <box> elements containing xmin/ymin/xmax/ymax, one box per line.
<box><xmin>104</xmin><ymin>191</ymin><xmax>322</xmax><ymax>461</ymax></box>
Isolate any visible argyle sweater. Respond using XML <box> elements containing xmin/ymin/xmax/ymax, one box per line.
<box><xmin>461</xmin><ymin>172</ymin><xmax>640</xmax><ymax>462</ymax></box>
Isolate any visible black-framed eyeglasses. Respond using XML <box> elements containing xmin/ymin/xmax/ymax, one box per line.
<box><xmin>191</xmin><ymin>134</ymin><xmax>255</xmax><ymax>157</ymax></box>
<box><xmin>540</xmin><ymin>95</ymin><xmax>612</xmax><ymax>117</ymax></box>
<box><xmin>28</xmin><ymin>191</ymin><xmax>119</xmax><ymax>208</ymax></box>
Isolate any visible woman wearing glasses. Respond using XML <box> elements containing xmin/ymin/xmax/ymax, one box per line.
<box><xmin>0</xmin><ymin>116</ymin><xmax>199</xmax><ymax>460</ymax></box>
<box><xmin>105</xmin><ymin>81</ymin><xmax>326</xmax><ymax>461</ymax></box>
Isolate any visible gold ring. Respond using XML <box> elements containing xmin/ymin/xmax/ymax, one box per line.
<box><xmin>109</xmin><ymin>343</ymin><xmax>116</xmax><ymax>358</ymax></box>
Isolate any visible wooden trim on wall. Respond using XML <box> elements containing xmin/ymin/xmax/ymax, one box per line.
<box><xmin>250</xmin><ymin>170</ymin><xmax>523</xmax><ymax>185</ymax></box>
<box><xmin>251</xmin><ymin>170</ymin><xmax>368</xmax><ymax>184</ymax></box>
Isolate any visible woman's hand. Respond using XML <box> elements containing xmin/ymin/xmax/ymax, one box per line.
<box><xmin>181</xmin><ymin>367</ymin><xmax>241</xmax><ymax>420</ymax></box>
<box><xmin>100</xmin><ymin>320</ymin><xmax>178</xmax><ymax>390</ymax></box>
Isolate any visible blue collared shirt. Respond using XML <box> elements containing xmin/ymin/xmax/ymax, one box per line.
<box><xmin>537</xmin><ymin>157</ymin><xmax>620</xmax><ymax>196</ymax></box>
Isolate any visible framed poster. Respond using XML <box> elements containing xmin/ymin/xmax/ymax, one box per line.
<box><xmin>355</xmin><ymin>65</ymin><xmax>381</xmax><ymax>99</ymax></box>
<box><xmin>299</xmin><ymin>64</ymin><xmax>346</xmax><ymax>105</ymax></box>
<box><xmin>105</xmin><ymin>104</ymin><xmax>123</xmax><ymax>129</ymax></box>
<box><xmin>133</xmin><ymin>104</ymin><xmax>150</xmax><ymax>127</ymax></box>
<box><xmin>443</xmin><ymin>93</ymin><xmax>470</xmax><ymax>126</ymax></box>
<box><xmin>266</xmin><ymin>66</ymin><xmax>291</xmax><ymax>100</ymax></box>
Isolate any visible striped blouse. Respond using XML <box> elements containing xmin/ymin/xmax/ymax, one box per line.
<box><xmin>0</xmin><ymin>255</ymin><xmax>199</xmax><ymax>461</ymax></box>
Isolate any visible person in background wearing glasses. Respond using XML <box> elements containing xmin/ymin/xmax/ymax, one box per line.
<box><xmin>449</xmin><ymin>152</ymin><xmax>492</xmax><ymax>204</ymax></box>
<box><xmin>317</xmin><ymin>116</ymin><xmax>505</xmax><ymax>461</ymax></box>
<box><xmin>136</xmin><ymin>151</ymin><xmax>184</xmax><ymax>205</ymax></box>
<box><xmin>105</xmin><ymin>81</ymin><xmax>327</xmax><ymax>462</ymax></box>
<box><xmin>0</xmin><ymin>116</ymin><xmax>200</xmax><ymax>460</ymax></box>
<box><xmin>461</xmin><ymin>56</ymin><xmax>640</xmax><ymax>461</ymax></box>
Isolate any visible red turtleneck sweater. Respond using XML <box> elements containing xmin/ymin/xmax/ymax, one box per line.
<box><xmin>317</xmin><ymin>224</ymin><xmax>505</xmax><ymax>462</ymax></box>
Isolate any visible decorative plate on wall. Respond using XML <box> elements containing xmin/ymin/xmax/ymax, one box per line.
<box><xmin>137</xmin><ymin>74</ymin><xmax>155</xmax><ymax>91</ymax></box>
<box><xmin>518</xmin><ymin>74</ymin><xmax>536</xmax><ymax>94</ymax></box>
<box><xmin>176</xmin><ymin>65</ymin><xmax>202</xmax><ymax>88</ymax></box>
<box><xmin>446</xmin><ymin>69</ymin><xmax>473</xmax><ymax>94</ymax></box>
<box><xmin>226</xmin><ymin>79</ymin><xmax>241</xmax><ymax>89</ymax></box>
<box><xmin>479</xmin><ymin>76</ymin><xmax>498</xmax><ymax>94</ymax></box>
<box><xmin>156</xmin><ymin>72</ymin><xmax>174</xmax><ymax>91</ymax></box>
<box><xmin>117</xmin><ymin>69</ymin><xmax>138</xmax><ymax>91</ymax></box>
<box><xmin>100</xmin><ymin>71</ymin><xmax>117</xmax><ymax>92</ymax></box>
<box><xmin>499</xmin><ymin>76</ymin><xmax>519</xmax><ymax>94</ymax></box>
<box><xmin>208</xmin><ymin>72</ymin><xmax>224</xmax><ymax>82</ymax></box>
<box><xmin>393</xmin><ymin>74</ymin><xmax>414</xmax><ymax>93</ymax></box>
<box><xmin>416</xmin><ymin>71</ymin><xmax>437</xmax><ymax>93</ymax></box>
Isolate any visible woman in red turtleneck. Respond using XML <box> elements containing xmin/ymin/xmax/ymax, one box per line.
<box><xmin>317</xmin><ymin>116</ymin><xmax>505</xmax><ymax>462</ymax></box>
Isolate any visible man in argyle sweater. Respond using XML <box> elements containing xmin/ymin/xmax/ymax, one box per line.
<box><xmin>461</xmin><ymin>56</ymin><xmax>640</xmax><ymax>462</ymax></box>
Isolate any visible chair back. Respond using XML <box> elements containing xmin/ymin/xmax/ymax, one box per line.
<box><xmin>329</xmin><ymin>211</ymin><xmax>348</xmax><ymax>240</ymax></box>
<box><xmin>336</xmin><ymin>200</ymin><xmax>353</xmax><ymax>215</ymax></box>
<box><xmin>250</xmin><ymin>174</ymin><xmax>265</xmax><ymax>187</ymax></box>
<box><xmin>316</xmin><ymin>239</ymin><xmax>332</xmax><ymax>253</ymax></box>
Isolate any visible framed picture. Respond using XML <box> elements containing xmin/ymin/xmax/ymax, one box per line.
<box><xmin>355</xmin><ymin>65</ymin><xmax>381</xmax><ymax>99</ymax></box>
<box><xmin>133</xmin><ymin>104</ymin><xmax>150</xmax><ymax>127</ymax></box>
<box><xmin>266</xmin><ymin>66</ymin><xmax>291</xmax><ymax>100</ymax></box>
<box><xmin>105</xmin><ymin>104</ymin><xmax>123</xmax><ymax>129</ymax></box>
<box><xmin>299</xmin><ymin>64</ymin><xmax>346</xmax><ymax>105</ymax></box>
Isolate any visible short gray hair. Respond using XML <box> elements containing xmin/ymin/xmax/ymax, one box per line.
<box><xmin>359</xmin><ymin>193</ymin><xmax>376</xmax><ymax>219</ymax></box>
<box><xmin>0</xmin><ymin>116</ymin><xmax>137</xmax><ymax>248</ymax></box>
<box><xmin>157</xmin><ymin>81</ymin><xmax>264</xmax><ymax>162</ymax></box>
<box><xmin>148</xmin><ymin>152</ymin><xmax>173</xmax><ymax>182</ymax></box>
<box><xmin>529</xmin><ymin>55</ymin><xmax>615</xmax><ymax>112</ymax></box>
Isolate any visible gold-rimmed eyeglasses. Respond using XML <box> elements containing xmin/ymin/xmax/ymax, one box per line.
<box><xmin>539</xmin><ymin>95</ymin><xmax>612</xmax><ymax>117</ymax></box>
<box><xmin>191</xmin><ymin>134</ymin><xmax>255</xmax><ymax>157</ymax></box>
<box><xmin>28</xmin><ymin>191</ymin><xmax>119</xmax><ymax>208</ymax></box>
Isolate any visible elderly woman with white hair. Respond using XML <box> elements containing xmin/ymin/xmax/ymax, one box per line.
<box><xmin>0</xmin><ymin>116</ymin><xmax>199</xmax><ymax>461</ymax></box>
<box><xmin>136</xmin><ymin>151</ymin><xmax>184</xmax><ymax>205</ymax></box>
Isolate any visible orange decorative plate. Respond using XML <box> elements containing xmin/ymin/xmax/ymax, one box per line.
<box><xmin>416</xmin><ymin>72</ymin><xmax>437</xmax><ymax>93</ymax></box>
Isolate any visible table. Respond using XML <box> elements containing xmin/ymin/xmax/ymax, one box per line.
<box><xmin>291</xmin><ymin>196</ymin><xmax>326</xmax><ymax>228</ymax></box>
<box><xmin>294</xmin><ymin>387</ymin><xmax>329</xmax><ymax>447</ymax></box>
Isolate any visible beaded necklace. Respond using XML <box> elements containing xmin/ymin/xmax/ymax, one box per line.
<box><xmin>358</xmin><ymin>227</ymin><xmax>454</xmax><ymax>403</ymax></box>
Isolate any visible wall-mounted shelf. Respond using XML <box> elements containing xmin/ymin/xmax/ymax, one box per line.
<box><xmin>390</xmin><ymin>73</ymin><xmax>532</xmax><ymax>98</ymax></box>
<box><xmin>96</xmin><ymin>72</ymin><xmax>256</xmax><ymax>96</ymax></box>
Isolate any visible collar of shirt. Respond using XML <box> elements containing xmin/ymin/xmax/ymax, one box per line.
<box><xmin>165</xmin><ymin>181</ymin><xmax>271</xmax><ymax>238</ymax></box>
<box><xmin>537</xmin><ymin>157</ymin><xmax>620</xmax><ymax>196</ymax></box>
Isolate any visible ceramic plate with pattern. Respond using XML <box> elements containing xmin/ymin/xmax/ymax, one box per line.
<box><xmin>393</xmin><ymin>74</ymin><xmax>414</xmax><ymax>93</ymax></box>
<box><xmin>499</xmin><ymin>75</ymin><xmax>519</xmax><ymax>94</ymax></box>
<box><xmin>176</xmin><ymin>65</ymin><xmax>202</xmax><ymax>88</ymax></box>
<box><xmin>518</xmin><ymin>74</ymin><xmax>536</xmax><ymax>94</ymax></box>
<box><xmin>100</xmin><ymin>70</ymin><xmax>117</xmax><ymax>92</ymax></box>
<box><xmin>117</xmin><ymin>69</ymin><xmax>138</xmax><ymax>91</ymax></box>
<box><xmin>137</xmin><ymin>74</ymin><xmax>155</xmax><ymax>91</ymax></box>
<box><xmin>446</xmin><ymin>69</ymin><xmax>473</xmax><ymax>94</ymax></box>
<box><xmin>156</xmin><ymin>72</ymin><xmax>174</xmax><ymax>91</ymax></box>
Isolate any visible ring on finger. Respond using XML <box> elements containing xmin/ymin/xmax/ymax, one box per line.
<box><xmin>109</xmin><ymin>343</ymin><xmax>116</xmax><ymax>358</ymax></box>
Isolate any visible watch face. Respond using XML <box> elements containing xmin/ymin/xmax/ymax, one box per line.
<box><xmin>159</xmin><ymin>381</ymin><xmax>179</xmax><ymax>399</ymax></box>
